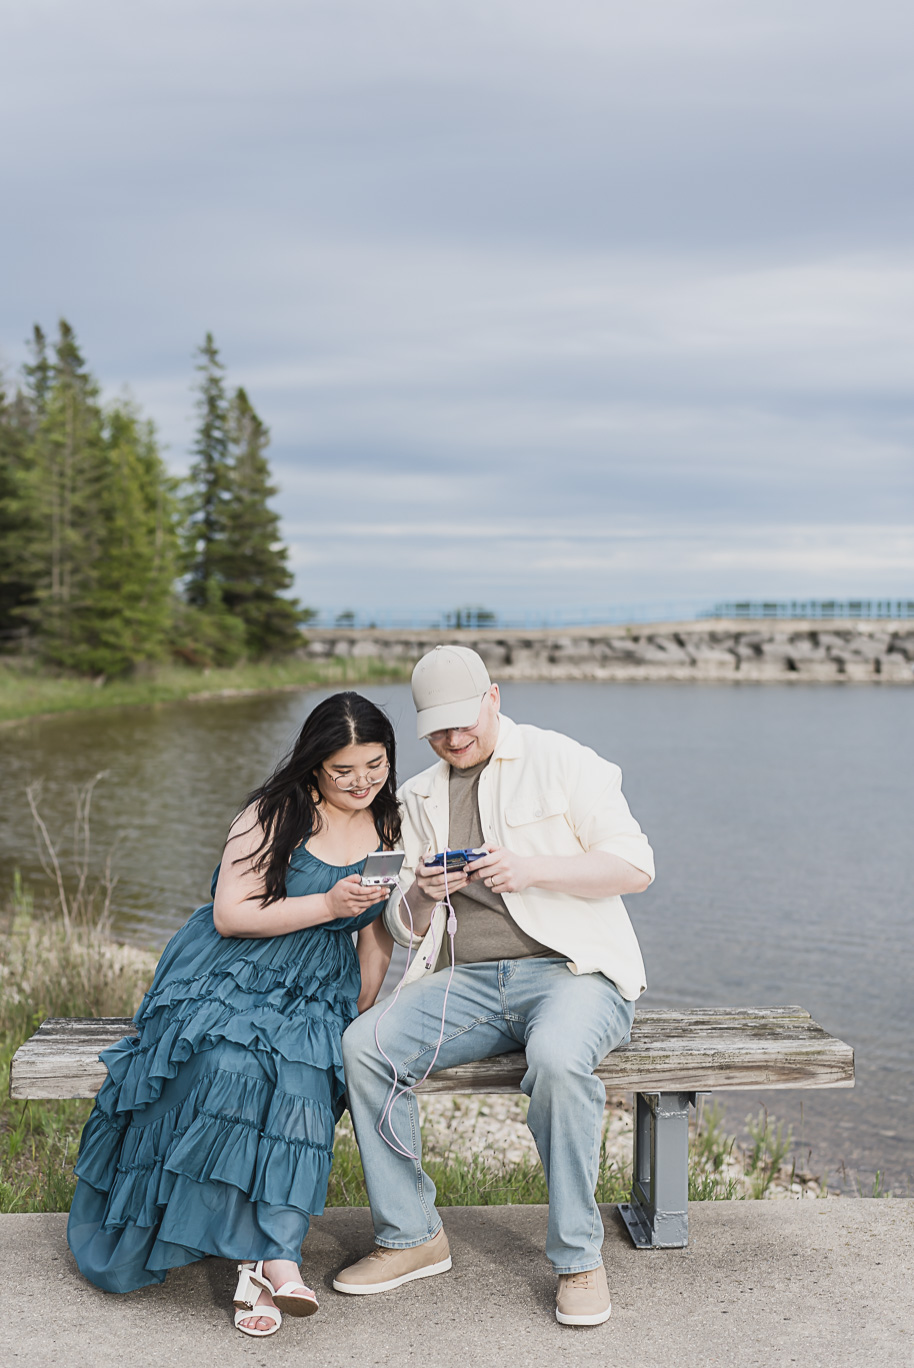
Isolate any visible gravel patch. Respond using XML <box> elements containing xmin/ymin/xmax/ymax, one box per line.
<box><xmin>411</xmin><ymin>1092</ymin><xmax>829</xmax><ymax>1200</ymax></box>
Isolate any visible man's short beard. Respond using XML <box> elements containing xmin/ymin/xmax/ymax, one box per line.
<box><xmin>445</xmin><ymin>740</ymin><xmax>496</xmax><ymax>770</ymax></box>
<box><xmin>448</xmin><ymin>751</ymin><xmax>481</xmax><ymax>770</ymax></box>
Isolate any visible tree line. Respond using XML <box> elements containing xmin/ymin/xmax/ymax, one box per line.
<box><xmin>0</xmin><ymin>322</ymin><xmax>306</xmax><ymax>676</ymax></box>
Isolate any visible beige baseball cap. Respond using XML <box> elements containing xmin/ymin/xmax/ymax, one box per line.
<box><xmin>411</xmin><ymin>645</ymin><xmax>492</xmax><ymax>738</ymax></box>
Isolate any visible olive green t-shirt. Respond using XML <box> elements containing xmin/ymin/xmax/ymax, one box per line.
<box><xmin>446</xmin><ymin>757</ymin><xmax>555</xmax><ymax>965</ymax></box>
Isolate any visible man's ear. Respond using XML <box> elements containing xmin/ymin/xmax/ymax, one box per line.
<box><xmin>490</xmin><ymin>683</ymin><xmax>500</xmax><ymax>713</ymax></box>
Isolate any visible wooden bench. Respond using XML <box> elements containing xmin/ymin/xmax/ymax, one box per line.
<box><xmin>9</xmin><ymin>1005</ymin><xmax>854</xmax><ymax>1249</ymax></box>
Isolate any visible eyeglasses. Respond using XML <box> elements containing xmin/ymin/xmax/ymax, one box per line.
<box><xmin>322</xmin><ymin>760</ymin><xmax>390</xmax><ymax>792</ymax></box>
<box><xmin>427</xmin><ymin>694</ymin><xmax>489</xmax><ymax>742</ymax></box>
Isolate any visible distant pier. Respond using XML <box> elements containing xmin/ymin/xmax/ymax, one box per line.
<box><xmin>299</xmin><ymin>619</ymin><xmax>914</xmax><ymax>683</ymax></box>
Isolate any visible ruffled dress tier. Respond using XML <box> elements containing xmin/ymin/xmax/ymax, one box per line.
<box><xmin>67</xmin><ymin>845</ymin><xmax>384</xmax><ymax>1294</ymax></box>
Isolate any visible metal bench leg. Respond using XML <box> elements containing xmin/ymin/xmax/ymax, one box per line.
<box><xmin>618</xmin><ymin>1091</ymin><xmax>693</xmax><ymax>1248</ymax></box>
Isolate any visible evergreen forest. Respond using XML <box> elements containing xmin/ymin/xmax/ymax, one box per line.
<box><xmin>0</xmin><ymin>323</ymin><xmax>306</xmax><ymax>677</ymax></box>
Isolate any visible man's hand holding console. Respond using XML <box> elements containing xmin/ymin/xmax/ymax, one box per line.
<box><xmin>337</xmin><ymin>646</ymin><xmax>654</xmax><ymax>1326</ymax></box>
<box><xmin>410</xmin><ymin>844</ymin><xmax>650</xmax><ymax>921</ymax></box>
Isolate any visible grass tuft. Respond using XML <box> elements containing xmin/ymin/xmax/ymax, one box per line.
<box><xmin>0</xmin><ymin>777</ymin><xmax>156</xmax><ymax>1214</ymax></box>
<box><xmin>327</xmin><ymin>1113</ymin><xmax>633</xmax><ymax>1209</ymax></box>
<box><xmin>744</xmin><ymin>1109</ymin><xmax>794</xmax><ymax>1200</ymax></box>
<box><xmin>689</xmin><ymin>1098</ymin><xmax>739</xmax><ymax>1200</ymax></box>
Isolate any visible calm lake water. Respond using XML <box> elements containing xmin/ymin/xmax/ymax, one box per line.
<box><xmin>2</xmin><ymin>682</ymin><xmax>912</xmax><ymax>1191</ymax></box>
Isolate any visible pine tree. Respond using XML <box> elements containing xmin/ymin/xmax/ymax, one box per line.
<box><xmin>175</xmin><ymin>332</ymin><xmax>249</xmax><ymax>666</ymax></box>
<box><xmin>215</xmin><ymin>387</ymin><xmax>303</xmax><ymax>656</ymax></box>
<box><xmin>0</xmin><ymin>328</ymin><xmax>55</xmax><ymax>636</ymax></box>
<box><xmin>81</xmin><ymin>401</ymin><xmax>182</xmax><ymax>675</ymax></box>
<box><xmin>13</xmin><ymin>321</ymin><xmax>110</xmax><ymax>666</ymax></box>
<box><xmin>185</xmin><ymin>332</ymin><xmax>232</xmax><ymax>608</ymax></box>
<box><xmin>0</xmin><ymin>377</ymin><xmax>33</xmax><ymax>638</ymax></box>
<box><xmin>22</xmin><ymin>324</ymin><xmax>52</xmax><ymax>416</ymax></box>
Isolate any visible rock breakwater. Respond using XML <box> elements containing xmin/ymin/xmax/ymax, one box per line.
<box><xmin>301</xmin><ymin>620</ymin><xmax>914</xmax><ymax>683</ymax></box>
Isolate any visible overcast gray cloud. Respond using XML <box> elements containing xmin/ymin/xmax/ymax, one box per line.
<box><xmin>1</xmin><ymin>0</ymin><xmax>911</xmax><ymax>617</ymax></box>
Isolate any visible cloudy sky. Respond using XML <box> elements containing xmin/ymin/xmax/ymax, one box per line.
<box><xmin>1</xmin><ymin>0</ymin><xmax>911</xmax><ymax>621</ymax></box>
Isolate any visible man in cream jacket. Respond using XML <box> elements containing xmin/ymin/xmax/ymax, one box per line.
<box><xmin>336</xmin><ymin>646</ymin><xmax>654</xmax><ymax>1326</ymax></box>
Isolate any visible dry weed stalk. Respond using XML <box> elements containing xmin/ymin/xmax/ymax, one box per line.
<box><xmin>25</xmin><ymin>773</ymin><xmax>120</xmax><ymax>938</ymax></box>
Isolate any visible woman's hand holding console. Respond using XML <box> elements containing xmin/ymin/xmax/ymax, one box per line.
<box><xmin>213</xmin><ymin>815</ymin><xmax>385</xmax><ymax>939</ymax></box>
<box><xmin>325</xmin><ymin>873</ymin><xmax>389</xmax><ymax>920</ymax></box>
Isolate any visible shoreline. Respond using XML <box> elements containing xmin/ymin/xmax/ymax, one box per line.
<box><xmin>0</xmin><ymin>656</ymin><xmax>411</xmax><ymax>728</ymax></box>
<box><xmin>1</xmin><ymin>617</ymin><xmax>911</xmax><ymax>726</ymax></box>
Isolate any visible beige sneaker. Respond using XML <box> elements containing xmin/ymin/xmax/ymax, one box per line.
<box><xmin>555</xmin><ymin>1264</ymin><xmax>611</xmax><ymax>1325</ymax></box>
<box><xmin>332</xmin><ymin>1227</ymin><xmax>451</xmax><ymax>1295</ymax></box>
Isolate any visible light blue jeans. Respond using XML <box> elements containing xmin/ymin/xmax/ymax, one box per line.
<box><xmin>342</xmin><ymin>958</ymin><xmax>634</xmax><ymax>1274</ymax></box>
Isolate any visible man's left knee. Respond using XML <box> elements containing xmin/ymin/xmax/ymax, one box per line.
<box><xmin>523</xmin><ymin>1038</ymin><xmax>596</xmax><ymax>1096</ymax></box>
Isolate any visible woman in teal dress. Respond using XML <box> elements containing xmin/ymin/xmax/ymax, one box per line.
<box><xmin>67</xmin><ymin>691</ymin><xmax>399</xmax><ymax>1336</ymax></box>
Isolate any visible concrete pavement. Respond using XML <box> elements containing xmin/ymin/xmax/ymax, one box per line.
<box><xmin>3</xmin><ymin>1200</ymin><xmax>911</xmax><ymax>1368</ymax></box>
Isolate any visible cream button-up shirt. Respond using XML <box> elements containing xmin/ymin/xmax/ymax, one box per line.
<box><xmin>384</xmin><ymin>714</ymin><xmax>655</xmax><ymax>1000</ymax></box>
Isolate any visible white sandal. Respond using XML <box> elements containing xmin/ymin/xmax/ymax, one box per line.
<box><xmin>271</xmin><ymin>1277</ymin><xmax>319</xmax><ymax>1318</ymax></box>
<box><xmin>233</xmin><ymin>1261</ymin><xmax>282</xmax><ymax>1338</ymax></box>
<box><xmin>234</xmin><ymin>1301</ymin><xmax>282</xmax><ymax>1337</ymax></box>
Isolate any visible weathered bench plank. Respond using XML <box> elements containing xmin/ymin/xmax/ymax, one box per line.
<box><xmin>9</xmin><ymin>1006</ymin><xmax>854</xmax><ymax>1100</ymax></box>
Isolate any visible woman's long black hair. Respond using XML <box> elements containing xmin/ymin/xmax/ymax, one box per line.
<box><xmin>234</xmin><ymin>691</ymin><xmax>401</xmax><ymax>906</ymax></box>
